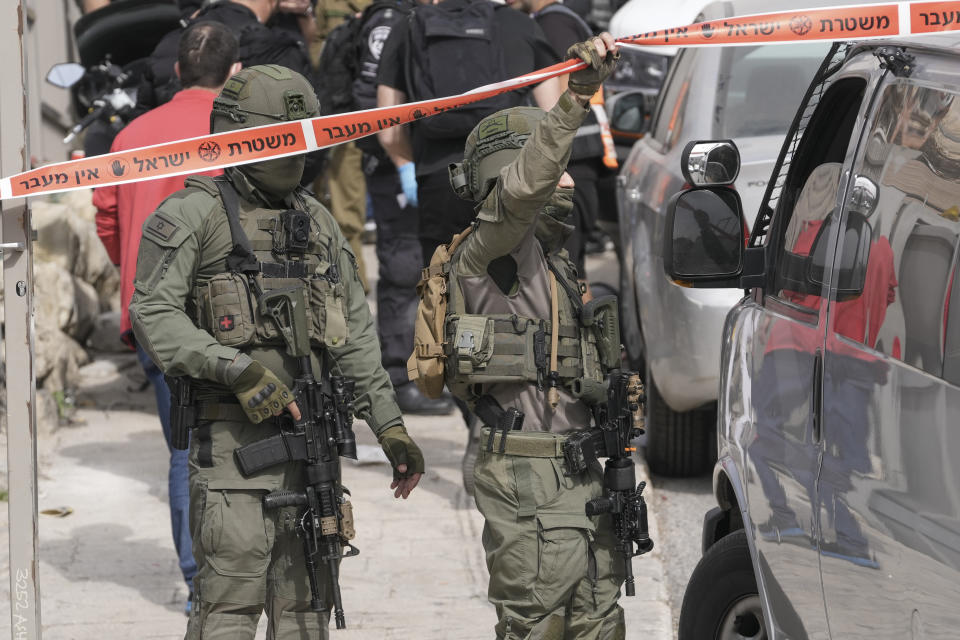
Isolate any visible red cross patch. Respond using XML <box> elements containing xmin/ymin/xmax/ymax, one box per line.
<box><xmin>218</xmin><ymin>315</ymin><xmax>235</xmax><ymax>332</ymax></box>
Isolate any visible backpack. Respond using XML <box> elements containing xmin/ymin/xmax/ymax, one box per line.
<box><xmin>407</xmin><ymin>225</ymin><xmax>474</xmax><ymax>398</ymax></box>
<box><xmin>352</xmin><ymin>0</ymin><xmax>411</xmax><ymax>155</ymax></box>
<box><xmin>404</xmin><ymin>0</ymin><xmax>523</xmax><ymax>140</ymax></box>
<box><xmin>316</xmin><ymin>17</ymin><xmax>364</xmax><ymax>115</ymax></box>
<box><xmin>353</xmin><ymin>1</ymin><xmax>410</xmax><ymax>110</ymax></box>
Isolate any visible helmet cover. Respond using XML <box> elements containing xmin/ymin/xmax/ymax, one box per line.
<box><xmin>211</xmin><ymin>65</ymin><xmax>320</xmax><ymax>200</ymax></box>
<box><xmin>449</xmin><ymin>106</ymin><xmax>547</xmax><ymax>202</ymax></box>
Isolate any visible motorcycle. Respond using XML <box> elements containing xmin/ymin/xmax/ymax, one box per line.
<box><xmin>46</xmin><ymin>0</ymin><xmax>181</xmax><ymax>157</ymax></box>
<box><xmin>47</xmin><ymin>59</ymin><xmax>140</xmax><ymax>155</ymax></box>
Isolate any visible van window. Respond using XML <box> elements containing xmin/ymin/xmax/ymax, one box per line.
<box><xmin>769</xmin><ymin>77</ymin><xmax>868</xmax><ymax>309</ymax></box>
<box><xmin>830</xmin><ymin>83</ymin><xmax>960</xmax><ymax>383</ymax></box>
<box><xmin>651</xmin><ymin>49</ymin><xmax>697</xmax><ymax>148</ymax></box>
<box><xmin>717</xmin><ymin>44</ymin><xmax>828</xmax><ymax>140</ymax></box>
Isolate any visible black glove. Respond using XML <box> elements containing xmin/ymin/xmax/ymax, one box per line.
<box><xmin>378</xmin><ymin>425</ymin><xmax>425</xmax><ymax>480</ymax></box>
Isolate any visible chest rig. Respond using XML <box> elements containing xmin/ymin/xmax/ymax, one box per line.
<box><xmin>191</xmin><ymin>176</ymin><xmax>349</xmax><ymax>351</ymax></box>
<box><xmin>442</xmin><ymin>234</ymin><xmax>620</xmax><ymax>408</ymax></box>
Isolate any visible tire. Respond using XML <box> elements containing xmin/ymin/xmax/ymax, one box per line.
<box><xmin>679</xmin><ymin>530</ymin><xmax>768</xmax><ymax>640</ymax></box>
<box><xmin>644</xmin><ymin>370</ymin><xmax>716</xmax><ymax>477</ymax></box>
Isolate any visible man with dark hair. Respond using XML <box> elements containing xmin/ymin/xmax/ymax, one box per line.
<box><xmin>92</xmin><ymin>20</ymin><xmax>242</xmax><ymax>615</ymax></box>
<box><xmin>142</xmin><ymin>0</ymin><xmax>318</xmax><ymax>111</ymax></box>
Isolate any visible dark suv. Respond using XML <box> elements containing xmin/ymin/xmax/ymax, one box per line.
<box><xmin>663</xmin><ymin>38</ymin><xmax>960</xmax><ymax>639</ymax></box>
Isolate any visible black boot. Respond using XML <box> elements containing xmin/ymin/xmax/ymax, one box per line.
<box><xmin>395</xmin><ymin>382</ymin><xmax>455</xmax><ymax>416</ymax></box>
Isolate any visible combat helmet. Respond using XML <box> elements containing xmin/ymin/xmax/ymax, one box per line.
<box><xmin>211</xmin><ymin>64</ymin><xmax>319</xmax><ymax>133</ymax></box>
<box><xmin>449</xmin><ymin>106</ymin><xmax>547</xmax><ymax>202</ymax></box>
<box><xmin>211</xmin><ymin>65</ymin><xmax>319</xmax><ymax>199</ymax></box>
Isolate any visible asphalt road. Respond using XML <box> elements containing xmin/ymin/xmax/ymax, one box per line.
<box><xmin>587</xmin><ymin>248</ymin><xmax>720</xmax><ymax>635</ymax></box>
<box><xmin>642</xmin><ymin>471</ymin><xmax>716</xmax><ymax>633</ymax></box>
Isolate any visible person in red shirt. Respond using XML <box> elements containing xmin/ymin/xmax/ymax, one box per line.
<box><xmin>93</xmin><ymin>20</ymin><xmax>241</xmax><ymax>614</ymax></box>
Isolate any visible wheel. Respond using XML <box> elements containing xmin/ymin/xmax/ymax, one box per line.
<box><xmin>679</xmin><ymin>530</ymin><xmax>767</xmax><ymax>640</ymax></box>
<box><xmin>643</xmin><ymin>369</ymin><xmax>716</xmax><ymax>477</ymax></box>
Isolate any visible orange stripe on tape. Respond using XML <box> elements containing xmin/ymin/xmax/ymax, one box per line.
<box><xmin>910</xmin><ymin>1</ymin><xmax>960</xmax><ymax>32</ymax></box>
<box><xmin>3</xmin><ymin>59</ymin><xmax>582</xmax><ymax>200</ymax></box>
<box><xmin>620</xmin><ymin>4</ymin><xmax>901</xmax><ymax>47</ymax></box>
<box><xmin>8</xmin><ymin>121</ymin><xmax>307</xmax><ymax>198</ymax></box>
<box><xmin>5</xmin><ymin>1</ymin><xmax>960</xmax><ymax>201</ymax></box>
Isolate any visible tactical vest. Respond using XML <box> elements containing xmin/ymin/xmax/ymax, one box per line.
<box><xmin>187</xmin><ymin>176</ymin><xmax>350</xmax><ymax>352</ymax></box>
<box><xmin>409</xmin><ymin>225</ymin><xmax>620</xmax><ymax>408</ymax></box>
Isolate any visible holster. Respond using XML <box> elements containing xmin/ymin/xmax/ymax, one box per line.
<box><xmin>166</xmin><ymin>375</ymin><xmax>196</xmax><ymax>451</ymax></box>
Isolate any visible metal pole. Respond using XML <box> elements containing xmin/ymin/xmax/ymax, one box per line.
<box><xmin>1</xmin><ymin>2</ymin><xmax>41</xmax><ymax>639</ymax></box>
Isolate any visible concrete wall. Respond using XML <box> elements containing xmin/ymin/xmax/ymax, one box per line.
<box><xmin>25</xmin><ymin>1</ymin><xmax>83</xmax><ymax>165</ymax></box>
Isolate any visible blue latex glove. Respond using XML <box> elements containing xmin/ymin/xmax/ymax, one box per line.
<box><xmin>398</xmin><ymin>162</ymin><xmax>418</xmax><ymax>208</ymax></box>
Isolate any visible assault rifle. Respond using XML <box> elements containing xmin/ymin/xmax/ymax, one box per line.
<box><xmin>563</xmin><ymin>370</ymin><xmax>654</xmax><ymax>596</ymax></box>
<box><xmin>233</xmin><ymin>286</ymin><xmax>359</xmax><ymax>629</ymax></box>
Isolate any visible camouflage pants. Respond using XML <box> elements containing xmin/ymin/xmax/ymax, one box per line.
<box><xmin>320</xmin><ymin>141</ymin><xmax>368</xmax><ymax>292</ymax></box>
<box><xmin>473</xmin><ymin>433</ymin><xmax>626</xmax><ymax>640</ymax></box>
<box><xmin>185</xmin><ymin>421</ymin><xmax>333</xmax><ymax>640</ymax></box>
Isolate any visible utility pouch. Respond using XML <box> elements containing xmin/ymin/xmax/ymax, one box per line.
<box><xmin>166</xmin><ymin>375</ymin><xmax>196</xmax><ymax>451</ymax></box>
<box><xmin>451</xmin><ymin>315</ymin><xmax>494</xmax><ymax>374</ymax></box>
<box><xmin>446</xmin><ymin>313</ymin><xmax>544</xmax><ymax>390</ymax></box>
<box><xmin>308</xmin><ymin>263</ymin><xmax>348</xmax><ymax>348</ymax></box>
<box><xmin>203</xmin><ymin>272</ymin><xmax>257</xmax><ymax>347</ymax></box>
<box><xmin>580</xmin><ymin>295</ymin><xmax>622</xmax><ymax>370</ymax></box>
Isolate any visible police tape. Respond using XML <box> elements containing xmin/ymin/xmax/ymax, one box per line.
<box><xmin>616</xmin><ymin>0</ymin><xmax>958</xmax><ymax>48</ymax></box>
<box><xmin>2</xmin><ymin>0</ymin><xmax>959</xmax><ymax>202</ymax></box>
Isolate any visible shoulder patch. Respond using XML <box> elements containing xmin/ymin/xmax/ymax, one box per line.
<box><xmin>144</xmin><ymin>213</ymin><xmax>180</xmax><ymax>242</ymax></box>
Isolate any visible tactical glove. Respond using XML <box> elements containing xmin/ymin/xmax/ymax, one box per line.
<box><xmin>378</xmin><ymin>425</ymin><xmax>425</xmax><ymax>480</ymax></box>
<box><xmin>231</xmin><ymin>360</ymin><xmax>295</xmax><ymax>424</ymax></box>
<box><xmin>566</xmin><ymin>38</ymin><xmax>619</xmax><ymax>99</ymax></box>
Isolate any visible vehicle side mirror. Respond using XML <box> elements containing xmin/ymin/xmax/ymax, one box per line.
<box><xmin>606</xmin><ymin>89</ymin><xmax>649</xmax><ymax>140</ymax></box>
<box><xmin>662</xmin><ymin>187</ymin><xmax>746</xmax><ymax>288</ymax></box>
<box><xmin>808</xmin><ymin>210</ymin><xmax>871</xmax><ymax>301</ymax></box>
<box><xmin>46</xmin><ymin>63</ymin><xmax>86</xmax><ymax>89</ymax></box>
<box><xmin>681</xmin><ymin>140</ymin><xmax>740</xmax><ymax>187</ymax></box>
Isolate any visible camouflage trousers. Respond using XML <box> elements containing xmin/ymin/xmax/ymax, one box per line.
<box><xmin>473</xmin><ymin>431</ymin><xmax>626</xmax><ymax>640</ymax></box>
<box><xmin>185</xmin><ymin>419</ymin><xmax>333</xmax><ymax>640</ymax></box>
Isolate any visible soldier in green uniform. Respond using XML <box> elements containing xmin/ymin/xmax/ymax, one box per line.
<box><xmin>130</xmin><ymin>64</ymin><xmax>424</xmax><ymax>639</ymax></box>
<box><xmin>444</xmin><ymin>35</ymin><xmax>624</xmax><ymax>639</ymax></box>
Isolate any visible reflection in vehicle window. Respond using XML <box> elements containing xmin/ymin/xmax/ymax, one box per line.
<box><xmin>775</xmin><ymin>162</ymin><xmax>841</xmax><ymax>305</ymax></box>
<box><xmin>833</xmin><ymin>83</ymin><xmax>960</xmax><ymax>384</ymax></box>
<box><xmin>718</xmin><ymin>44</ymin><xmax>828</xmax><ymax>140</ymax></box>
<box><xmin>767</xmin><ymin>76</ymin><xmax>867</xmax><ymax>312</ymax></box>
<box><xmin>652</xmin><ymin>49</ymin><xmax>697</xmax><ymax>147</ymax></box>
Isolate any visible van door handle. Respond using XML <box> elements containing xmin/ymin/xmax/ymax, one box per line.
<box><xmin>812</xmin><ymin>349</ymin><xmax>823</xmax><ymax>442</ymax></box>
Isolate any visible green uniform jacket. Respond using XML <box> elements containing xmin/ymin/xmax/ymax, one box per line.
<box><xmin>130</xmin><ymin>170</ymin><xmax>403</xmax><ymax>439</ymax></box>
<box><xmin>456</xmin><ymin>92</ymin><xmax>593</xmax><ymax>433</ymax></box>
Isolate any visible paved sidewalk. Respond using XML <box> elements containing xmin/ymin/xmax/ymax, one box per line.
<box><xmin>0</xmin><ymin>361</ymin><xmax>671</xmax><ymax>639</ymax></box>
<box><xmin>0</xmin><ymin>247</ymin><xmax>672</xmax><ymax>638</ymax></box>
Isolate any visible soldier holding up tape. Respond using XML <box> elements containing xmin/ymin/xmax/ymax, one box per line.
<box><xmin>409</xmin><ymin>34</ymin><xmax>631</xmax><ymax>638</ymax></box>
<box><xmin>130</xmin><ymin>64</ymin><xmax>423</xmax><ymax>639</ymax></box>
